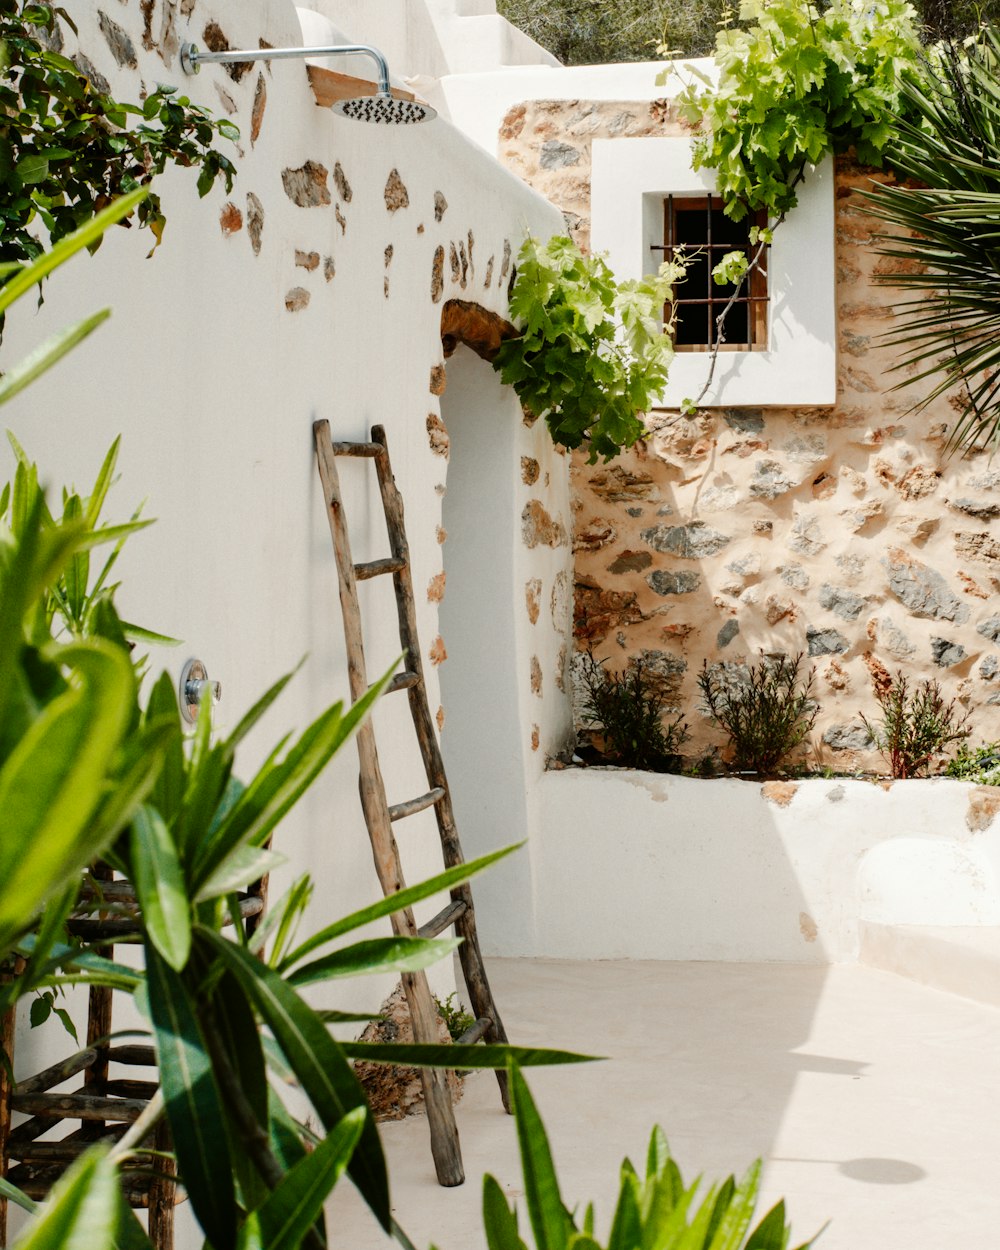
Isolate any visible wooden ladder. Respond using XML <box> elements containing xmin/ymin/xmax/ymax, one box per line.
<box><xmin>313</xmin><ymin>421</ymin><xmax>511</xmax><ymax>1188</ymax></box>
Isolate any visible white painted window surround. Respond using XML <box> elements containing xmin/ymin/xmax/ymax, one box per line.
<box><xmin>590</xmin><ymin>137</ymin><xmax>837</xmax><ymax>408</ymax></box>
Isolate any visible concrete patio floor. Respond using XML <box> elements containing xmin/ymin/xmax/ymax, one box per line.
<box><xmin>329</xmin><ymin>958</ymin><xmax>1000</xmax><ymax>1249</ymax></box>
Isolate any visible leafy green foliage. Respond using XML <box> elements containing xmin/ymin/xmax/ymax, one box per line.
<box><xmin>863</xmin><ymin>30</ymin><xmax>1000</xmax><ymax>455</ymax></box>
<box><xmin>484</xmin><ymin>1061</ymin><xmax>820</xmax><ymax>1250</ymax></box>
<box><xmin>496</xmin><ymin>0</ymin><xmax>733</xmax><ymax>61</ymax></box>
<box><xmin>578</xmin><ymin>649</ymin><xmax>689</xmax><ymax>772</ymax></box>
<box><xmin>860</xmin><ymin>667</ymin><xmax>969</xmax><ymax>778</ymax></box>
<box><xmin>8</xmin><ymin>1145</ymin><xmax>122</xmax><ymax>1250</ymax></box>
<box><xmin>945</xmin><ymin>739</ymin><xmax>1000</xmax><ymax>785</ymax></box>
<box><xmin>671</xmin><ymin>0</ymin><xmax>925</xmax><ymax>221</ymax></box>
<box><xmin>494</xmin><ymin>235</ymin><xmax>683</xmax><ymax>462</ymax></box>
<box><xmin>436</xmin><ymin>990</ymin><xmax>476</xmax><ymax>1041</ymax></box>
<box><xmin>0</xmin><ymin>2</ymin><xmax>237</xmax><ymax>284</ymax></box>
<box><xmin>497</xmin><ymin>0</ymin><xmax>1000</xmax><ymax>65</ymax></box>
<box><xmin>698</xmin><ymin>652</ymin><xmax>818</xmax><ymax>776</ymax></box>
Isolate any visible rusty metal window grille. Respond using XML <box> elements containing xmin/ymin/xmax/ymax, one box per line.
<box><xmin>650</xmin><ymin>195</ymin><xmax>769</xmax><ymax>352</ymax></box>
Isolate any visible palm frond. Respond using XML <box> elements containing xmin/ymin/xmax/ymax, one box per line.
<box><xmin>862</xmin><ymin>31</ymin><xmax>1000</xmax><ymax>454</ymax></box>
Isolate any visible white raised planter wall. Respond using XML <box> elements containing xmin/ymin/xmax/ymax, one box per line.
<box><xmin>475</xmin><ymin>771</ymin><xmax>1000</xmax><ymax>964</ymax></box>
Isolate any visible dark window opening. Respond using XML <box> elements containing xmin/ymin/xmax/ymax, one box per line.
<box><xmin>650</xmin><ymin>196</ymin><xmax>769</xmax><ymax>352</ymax></box>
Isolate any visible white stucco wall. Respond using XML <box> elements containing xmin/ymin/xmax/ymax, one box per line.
<box><xmin>427</xmin><ymin>58</ymin><xmax>715</xmax><ymax>154</ymax></box>
<box><xmin>296</xmin><ymin>0</ymin><xmax>558</xmax><ymax>82</ymax></box>
<box><xmin>2</xmin><ymin>0</ymin><xmax>567</xmax><ymax>1123</ymax></box>
<box><xmin>506</xmin><ymin>772</ymin><xmax>1000</xmax><ymax>964</ymax></box>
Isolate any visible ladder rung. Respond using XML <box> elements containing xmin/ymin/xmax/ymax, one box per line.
<box><xmin>14</xmin><ymin>1048</ymin><xmax>97</xmax><ymax>1096</ymax></box>
<box><xmin>105</xmin><ymin>1079</ymin><xmax>159</xmax><ymax>1100</ymax></box>
<box><xmin>354</xmin><ymin>556</ymin><xmax>406</xmax><ymax>581</ymax></box>
<box><xmin>382</xmin><ymin>670</ymin><xmax>421</xmax><ymax>696</ymax></box>
<box><xmin>107</xmin><ymin>1044</ymin><xmax>157</xmax><ymax>1066</ymax></box>
<box><xmin>9</xmin><ymin>1129</ymin><xmax>126</xmax><ymax>1164</ymax></box>
<box><xmin>11</xmin><ymin>1091</ymin><xmax>149</xmax><ymax>1123</ymax></box>
<box><xmin>456</xmin><ymin>1016</ymin><xmax>493</xmax><ymax>1046</ymax></box>
<box><xmin>388</xmin><ymin>787</ymin><xmax>445</xmax><ymax>822</ymax></box>
<box><xmin>330</xmin><ymin>440</ymin><xmax>383</xmax><ymax>458</ymax></box>
<box><xmin>418</xmin><ymin>899</ymin><xmax>468</xmax><ymax>938</ymax></box>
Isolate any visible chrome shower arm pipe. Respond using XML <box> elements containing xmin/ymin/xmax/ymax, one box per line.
<box><xmin>180</xmin><ymin>42</ymin><xmax>391</xmax><ymax>95</ymax></box>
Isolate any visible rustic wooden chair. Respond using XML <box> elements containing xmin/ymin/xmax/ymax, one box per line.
<box><xmin>0</xmin><ymin>862</ymin><xmax>267</xmax><ymax>1249</ymax></box>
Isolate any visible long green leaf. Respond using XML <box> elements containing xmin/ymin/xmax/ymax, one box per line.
<box><xmin>744</xmin><ymin>1201</ymin><xmax>790</xmax><ymax>1250</ymax></box>
<box><xmin>266</xmin><ymin>1084</ymin><xmax>309</xmax><ymax>1174</ymax></box>
<box><xmin>84</xmin><ymin>437</ymin><xmax>120</xmax><ymax>528</ymax></box>
<box><xmin>707</xmin><ymin>1161</ymin><xmax>761</xmax><ymax>1250</ymax></box>
<box><xmin>195</xmin><ymin>846</ymin><xmax>286</xmax><ymax>904</ymax></box>
<box><xmin>130</xmin><ymin>805</ymin><xmax>190</xmax><ymax>970</ymax></box>
<box><xmin>245</xmin><ymin>1107</ymin><xmax>365</xmax><ymax>1250</ymax></box>
<box><xmin>0</xmin><ymin>639</ymin><xmax>135</xmax><ymax>951</ymax></box>
<box><xmin>223</xmin><ymin>662</ymin><xmax>302</xmax><ymax>752</ymax></box>
<box><xmin>341</xmin><ymin>1043</ymin><xmax>599</xmax><ymax>1069</ymax></box>
<box><xmin>508</xmin><ymin>1060</ymin><xmax>573</xmax><ymax>1250</ymax></box>
<box><xmin>0</xmin><ymin>189</ymin><xmax>148</xmax><ymax>315</ymax></box>
<box><xmin>0</xmin><ymin>1174</ymin><xmax>37</xmax><ymax>1216</ymax></box>
<box><xmin>288</xmin><ymin>936</ymin><xmax>461</xmax><ymax>987</ymax></box>
<box><xmin>676</xmin><ymin>1183</ymin><xmax>723</xmax><ymax>1250</ymax></box>
<box><xmin>200</xmin><ymin>928</ymin><xmax>390</xmax><ymax>1231</ymax></box>
<box><xmin>191</xmin><ymin>660</ymin><xmax>397</xmax><ymax>890</ymax></box>
<box><xmin>113</xmin><ymin>1200</ymin><xmax>155</xmax><ymax>1250</ymax></box>
<box><xmin>119</xmin><ymin>621</ymin><xmax>181</xmax><ymax>646</ymax></box>
<box><xmin>11</xmin><ymin>1147</ymin><xmax>118</xmax><ymax>1250</ymax></box>
<box><xmin>483</xmin><ymin>1174</ymin><xmax>529</xmax><ymax>1250</ymax></box>
<box><xmin>607</xmin><ymin>1170</ymin><xmax>642</xmax><ymax>1250</ymax></box>
<box><xmin>209</xmin><ymin>960</ymin><xmax>270</xmax><ymax>1213</ymax></box>
<box><xmin>145</xmin><ymin>943</ymin><xmax>236</xmax><ymax>1250</ymax></box>
<box><xmin>0</xmin><ymin>310</ymin><xmax>110</xmax><ymax>407</ymax></box>
<box><xmin>279</xmin><ymin>843</ymin><xmax>520</xmax><ymax>971</ymax></box>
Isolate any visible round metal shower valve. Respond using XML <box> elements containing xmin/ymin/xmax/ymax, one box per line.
<box><xmin>180</xmin><ymin>658</ymin><xmax>222</xmax><ymax>725</ymax></box>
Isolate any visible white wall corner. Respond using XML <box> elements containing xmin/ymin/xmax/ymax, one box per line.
<box><xmin>591</xmin><ymin>137</ymin><xmax>837</xmax><ymax>409</ymax></box>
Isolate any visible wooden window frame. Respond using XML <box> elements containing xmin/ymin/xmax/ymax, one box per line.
<box><xmin>651</xmin><ymin>196</ymin><xmax>769</xmax><ymax>354</ymax></box>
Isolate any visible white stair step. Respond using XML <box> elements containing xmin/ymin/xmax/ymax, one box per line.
<box><xmin>860</xmin><ymin>921</ymin><xmax>1000</xmax><ymax>1009</ymax></box>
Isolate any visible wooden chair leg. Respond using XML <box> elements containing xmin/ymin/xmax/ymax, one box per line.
<box><xmin>0</xmin><ymin>998</ymin><xmax>14</xmax><ymax>1249</ymax></box>
<box><xmin>147</xmin><ymin>1119</ymin><xmax>175</xmax><ymax>1250</ymax></box>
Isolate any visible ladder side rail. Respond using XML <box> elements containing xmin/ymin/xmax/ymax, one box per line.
<box><xmin>369</xmin><ymin>427</ymin><xmax>512</xmax><ymax>1110</ymax></box>
<box><xmin>313</xmin><ymin>422</ymin><xmax>465</xmax><ymax>1186</ymax></box>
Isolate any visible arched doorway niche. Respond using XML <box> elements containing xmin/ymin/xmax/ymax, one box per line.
<box><xmin>435</xmin><ymin>301</ymin><xmax>574</xmax><ymax>955</ymax></box>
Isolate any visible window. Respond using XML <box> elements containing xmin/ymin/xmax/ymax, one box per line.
<box><xmin>652</xmin><ymin>196</ymin><xmax>769</xmax><ymax>352</ymax></box>
<box><xmin>589</xmin><ymin>137</ymin><xmax>836</xmax><ymax>407</ymax></box>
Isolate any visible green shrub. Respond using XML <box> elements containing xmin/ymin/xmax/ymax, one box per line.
<box><xmin>578</xmin><ymin>649</ymin><xmax>689</xmax><ymax>772</ymax></box>
<box><xmin>860</xmin><ymin>668</ymin><xmax>969</xmax><ymax>779</ymax></box>
<box><xmin>493</xmin><ymin>235</ymin><xmax>684</xmax><ymax>462</ymax></box>
<box><xmin>946</xmin><ymin>741</ymin><xmax>1000</xmax><ymax>785</ymax></box>
<box><xmin>698</xmin><ymin>652</ymin><xmax>818</xmax><ymax>777</ymax></box>
<box><xmin>435</xmin><ymin>991</ymin><xmax>476</xmax><ymax>1041</ymax></box>
<box><xmin>0</xmin><ymin>1</ymin><xmax>237</xmax><ymax>282</ymax></box>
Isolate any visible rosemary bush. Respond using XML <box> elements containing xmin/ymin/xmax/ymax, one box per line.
<box><xmin>698</xmin><ymin>652</ymin><xmax>817</xmax><ymax>776</ymax></box>
<box><xmin>578</xmin><ymin>650</ymin><xmax>689</xmax><ymax>773</ymax></box>
<box><xmin>861</xmin><ymin>669</ymin><xmax>970</xmax><ymax>778</ymax></box>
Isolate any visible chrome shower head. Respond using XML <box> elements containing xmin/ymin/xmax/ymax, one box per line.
<box><xmin>332</xmin><ymin>95</ymin><xmax>436</xmax><ymax>125</ymax></box>
<box><xmin>179</xmin><ymin>41</ymin><xmax>435</xmax><ymax>125</ymax></box>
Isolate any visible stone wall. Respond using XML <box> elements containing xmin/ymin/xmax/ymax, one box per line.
<box><xmin>500</xmin><ymin>98</ymin><xmax>1000</xmax><ymax>771</ymax></box>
